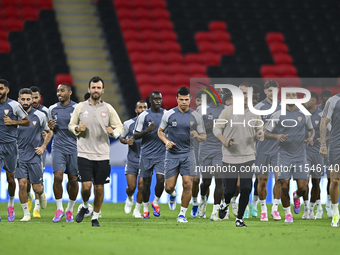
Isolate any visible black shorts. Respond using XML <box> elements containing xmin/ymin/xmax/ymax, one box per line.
<box><xmin>77</xmin><ymin>157</ymin><xmax>111</xmax><ymax>185</ymax></box>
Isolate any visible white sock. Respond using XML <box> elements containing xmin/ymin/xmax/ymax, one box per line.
<box><xmin>143</xmin><ymin>202</ymin><xmax>149</xmax><ymax>213</ymax></box>
<box><xmin>316</xmin><ymin>200</ymin><xmax>322</xmax><ymax>211</ymax></box>
<box><xmin>327</xmin><ymin>195</ymin><xmax>332</xmax><ymax>206</ymax></box>
<box><xmin>56</xmin><ymin>199</ymin><xmax>63</xmax><ymax>211</ymax></box>
<box><xmin>332</xmin><ymin>203</ymin><xmax>339</xmax><ymax>215</ymax></box>
<box><xmin>153</xmin><ymin>195</ymin><xmax>160</xmax><ymax>206</ymax></box>
<box><xmin>8</xmin><ymin>196</ymin><xmax>14</xmax><ymax>207</ymax></box>
<box><xmin>134</xmin><ymin>202</ymin><xmax>142</xmax><ymax>213</ymax></box>
<box><xmin>304</xmin><ymin>200</ymin><xmax>309</xmax><ymax>211</ymax></box>
<box><xmin>34</xmin><ymin>199</ymin><xmax>40</xmax><ymax>211</ymax></box>
<box><xmin>252</xmin><ymin>195</ymin><xmax>259</xmax><ymax>206</ymax></box>
<box><xmin>179</xmin><ymin>206</ymin><xmax>187</xmax><ymax>217</ymax></box>
<box><xmin>170</xmin><ymin>190</ymin><xmax>176</xmax><ymax>197</ymax></box>
<box><xmin>212</xmin><ymin>204</ymin><xmax>219</xmax><ymax>214</ymax></box>
<box><xmin>128</xmin><ymin>195</ymin><xmax>133</xmax><ymax>201</ymax></box>
<box><xmin>83</xmin><ymin>200</ymin><xmax>89</xmax><ymax>209</ymax></box>
<box><xmin>192</xmin><ymin>197</ymin><xmax>198</xmax><ymax>206</ymax></box>
<box><xmin>283</xmin><ymin>206</ymin><xmax>291</xmax><ymax>216</ymax></box>
<box><xmin>231</xmin><ymin>196</ymin><xmax>237</xmax><ymax>203</ymax></box>
<box><xmin>200</xmin><ymin>195</ymin><xmax>206</xmax><ymax>202</ymax></box>
<box><xmin>21</xmin><ymin>203</ymin><xmax>30</xmax><ymax>216</ymax></box>
<box><xmin>293</xmin><ymin>191</ymin><xmax>300</xmax><ymax>199</ymax></box>
<box><xmin>92</xmin><ymin>211</ymin><xmax>99</xmax><ymax>220</ymax></box>
<box><xmin>260</xmin><ymin>199</ymin><xmax>267</xmax><ymax>213</ymax></box>
<box><xmin>66</xmin><ymin>200</ymin><xmax>76</xmax><ymax>212</ymax></box>
<box><xmin>27</xmin><ymin>192</ymin><xmax>32</xmax><ymax>200</ymax></box>
<box><xmin>272</xmin><ymin>199</ymin><xmax>280</xmax><ymax>212</ymax></box>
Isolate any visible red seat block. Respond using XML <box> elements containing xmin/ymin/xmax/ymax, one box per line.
<box><xmin>209</xmin><ymin>21</ymin><xmax>227</xmax><ymax>31</ymax></box>
<box><xmin>55</xmin><ymin>74</ymin><xmax>73</xmax><ymax>87</ymax></box>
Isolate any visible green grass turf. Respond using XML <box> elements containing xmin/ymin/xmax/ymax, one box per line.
<box><xmin>0</xmin><ymin>202</ymin><xmax>338</xmax><ymax>255</ymax></box>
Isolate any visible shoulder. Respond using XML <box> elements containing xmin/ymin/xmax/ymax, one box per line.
<box><xmin>163</xmin><ymin>108</ymin><xmax>176</xmax><ymax>120</ymax></box>
<box><xmin>190</xmin><ymin>108</ymin><xmax>201</xmax><ymax>120</ymax></box>
<box><xmin>124</xmin><ymin>118</ymin><xmax>135</xmax><ymax>127</ymax></box>
<box><xmin>33</xmin><ymin>109</ymin><xmax>46</xmax><ymax>121</ymax></box>
<box><xmin>70</xmin><ymin>101</ymin><xmax>78</xmax><ymax>108</ymax></box>
<box><xmin>254</xmin><ymin>100</ymin><xmax>266</xmax><ymax>110</ymax></box>
<box><xmin>8</xmin><ymin>99</ymin><xmax>20</xmax><ymax>108</ymax></box>
<box><xmin>41</xmin><ymin>105</ymin><xmax>49</xmax><ymax>114</ymax></box>
<box><xmin>271</xmin><ymin>109</ymin><xmax>281</xmax><ymax>119</ymax></box>
<box><xmin>48</xmin><ymin>103</ymin><xmax>58</xmax><ymax>111</ymax></box>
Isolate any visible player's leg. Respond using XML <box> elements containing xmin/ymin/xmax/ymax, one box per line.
<box><xmin>198</xmin><ymin>157</ymin><xmax>212</xmax><ymax>218</ymax></box>
<box><xmin>271</xmin><ymin>168</ymin><xmax>281</xmax><ymax>220</ymax></box>
<box><xmin>329</xmin><ymin>168</ymin><xmax>340</xmax><ymax>227</ymax></box>
<box><xmin>30</xmin><ymin>163</ymin><xmax>47</xmax><ymax>212</ymax></box>
<box><xmin>302</xmin><ymin>176</ymin><xmax>310</xmax><ymax>219</ymax></box>
<box><xmin>6</xmin><ymin>171</ymin><xmax>16</xmax><ymax>221</ymax></box>
<box><xmin>191</xmin><ymin>173</ymin><xmax>200</xmax><ymax>217</ymax></box>
<box><xmin>177</xmin><ymin>174</ymin><xmax>192</xmax><ymax>223</ymax></box>
<box><xmin>210</xmin><ymin>177</ymin><xmax>223</xmax><ymax>221</ymax></box>
<box><xmin>152</xmin><ymin>171</ymin><xmax>164</xmax><ymax>217</ymax></box>
<box><xmin>64</xmin><ymin>154</ymin><xmax>79</xmax><ymax>222</ymax></box>
<box><xmin>294</xmin><ymin>179</ymin><xmax>308</xmax><ymax>215</ymax></box>
<box><xmin>280</xmin><ymin>179</ymin><xmax>293</xmax><ymax>222</ymax></box>
<box><xmin>18</xmin><ymin>178</ymin><xmax>30</xmax><ymax>221</ymax></box>
<box><xmin>325</xmin><ymin>165</ymin><xmax>332</xmax><ymax>218</ymax></box>
<box><xmin>132</xmin><ymin>176</ymin><xmax>143</xmax><ymax>218</ymax></box>
<box><xmin>52</xmin><ymin>150</ymin><xmax>67</xmax><ymax>221</ymax></box>
<box><xmin>230</xmin><ymin>178</ymin><xmax>240</xmax><ymax>217</ymax></box>
<box><xmin>139</xmin><ymin>158</ymin><xmax>153</xmax><ymax>218</ymax></box>
<box><xmin>125</xmin><ymin>174</ymin><xmax>137</xmax><ymax>214</ymax></box>
<box><xmin>309</xmin><ymin>177</ymin><xmax>321</xmax><ymax>219</ymax></box>
<box><xmin>164</xmin><ymin>157</ymin><xmax>180</xmax><ymax>212</ymax></box>
<box><xmin>26</xmin><ymin>179</ymin><xmax>33</xmax><ymax>212</ymax></box>
<box><xmin>257</xmin><ymin>175</ymin><xmax>269</xmax><ymax>221</ymax></box>
<box><xmin>250</xmin><ymin>177</ymin><xmax>259</xmax><ymax>218</ymax></box>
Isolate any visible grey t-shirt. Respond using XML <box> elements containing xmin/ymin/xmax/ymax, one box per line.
<box><xmin>121</xmin><ymin>117</ymin><xmax>141</xmax><ymax>163</ymax></box>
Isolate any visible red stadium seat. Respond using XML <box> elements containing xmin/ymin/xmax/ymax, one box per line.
<box><xmin>131</xmin><ymin>0</ymin><xmax>149</xmax><ymax>9</ymax></box>
<box><xmin>280</xmin><ymin>77</ymin><xmax>301</xmax><ymax>87</ymax></box>
<box><xmin>145</xmin><ymin>41</ymin><xmax>162</xmax><ymax>53</ymax></box>
<box><xmin>0</xmin><ymin>39</ymin><xmax>10</xmax><ymax>53</ymax></box>
<box><xmin>187</xmin><ymin>64</ymin><xmax>206</xmax><ymax>76</ymax></box>
<box><xmin>162</xmin><ymin>94</ymin><xmax>177</xmax><ymax>109</ymax></box>
<box><xmin>305</xmin><ymin>86</ymin><xmax>323</xmax><ymax>97</ymax></box>
<box><xmin>148</xmin><ymin>52</ymin><xmax>166</xmax><ymax>64</ymax></box>
<box><xmin>197</xmin><ymin>42</ymin><xmax>216</xmax><ymax>53</ymax></box>
<box><xmin>21</xmin><ymin>7</ymin><xmax>39</xmax><ymax>21</ymax></box>
<box><xmin>260</xmin><ymin>65</ymin><xmax>278</xmax><ymax>76</ymax></box>
<box><xmin>184</xmin><ymin>54</ymin><xmax>203</xmax><ymax>65</ymax></box>
<box><xmin>113</xmin><ymin>0</ymin><xmax>131</xmax><ymax>9</ymax></box>
<box><xmin>174</xmin><ymin>74</ymin><xmax>190</xmax><ymax>86</ymax></box>
<box><xmin>138</xmin><ymin>19</ymin><xmax>155</xmax><ymax>31</ymax></box>
<box><xmin>165</xmin><ymin>52</ymin><xmax>183</xmax><ymax>64</ymax></box>
<box><xmin>55</xmin><ymin>74</ymin><xmax>73</xmax><ymax>87</ymax></box>
<box><xmin>195</xmin><ymin>32</ymin><xmax>211</xmax><ymax>44</ymax></box>
<box><xmin>150</xmin><ymin>64</ymin><xmax>168</xmax><ymax>75</ymax></box>
<box><xmin>269</xmin><ymin>43</ymin><xmax>289</xmax><ymax>54</ymax></box>
<box><xmin>210</xmin><ymin>31</ymin><xmax>231</xmax><ymax>42</ymax></box>
<box><xmin>37</xmin><ymin>0</ymin><xmax>53</xmax><ymax>10</ymax></box>
<box><xmin>0</xmin><ymin>20</ymin><xmax>5</xmax><ymax>30</ymax></box>
<box><xmin>134</xmin><ymin>8</ymin><xmax>153</xmax><ymax>20</ymax></box>
<box><xmin>0</xmin><ymin>30</ymin><xmax>8</xmax><ymax>40</ymax></box>
<box><xmin>155</xmin><ymin>74</ymin><xmax>173</xmax><ymax>86</ymax></box>
<box><xmin>133</xmin><ymin>64</ymin><xmax>151</xmax><ymax>76</ymax></box>
<box><xmin>158</xmin><ymin>31</ymin><xmax>177</xmax><ymax>42</ymax></box>
<box><xmin>277</xmin><ymin>65</ymin><xmax>297</xmax><ymax>76</ymax></box>
<box><xmin>162</xmin><ymin>41</ymin><xmax>180</xmax><ymax>53</ymax></box>
<box><xmin>273</xmin><ymin>53</ymin><xmax>293</xmax><ymax>65</ymax></box>
<box><xmin>116</xmin><ymin>9</ymin><xmax>134</xmax><ymax>21</ymax></box>
<box><xmin>126</xmin><ymin>41</ymin><xmax>144</xmax><ymax>54</ymax></box>
<box><xmin>6</xmin><ymin>18</ymin><xmax>24</xmax><ymax>31</ymax></box>
<box><xmin>129</xmin><ymin>52</ymin><xmax>148</xmax><ymax>64</ymax></box>
<box><xmin>139</xmin><ymin>84</ymin><xmax>155</xmax><ymax>99</ymax></box>
<box><xmin>136</xmin><ymin>74</ymin><xmax>154</xmax><ymax>87</ymax></box>
<box><xmin>154</xmin><ymin>20</ymin><xmax>173</xmax><ymax>31</ymax></box>
<box><xmin>3</xmin><ymin>7</ymin><xmax>21</xmax><ymax>20</ymax></box>
<box><xmin>140</xmin><ymin>30</ymin><xmax>158</xmax><ymax>41</ymax></box>
<box><xmin>209</xmin><ymin>21</ymin><xmax>227</xmax><ymax>31</ymax></box>
<box><xmin>152</xmin><ymin>9</ymin><xmax>170</xmax><ymax>20</ymax></box>
<box><xmin>216</xmin><ymin>42</ymin><xmax>235</xmax><ymax>55</ymax></box>
<box><xmin>149</xmin><ymin>0</ymin><xmax>167</xmax><ymax>9</ymax></box>
<box><xmin>266</xmin><ymin>32</ymin><xmax>284</xmax><ymax>43</ymax></box>
<box><xmin>123</xmin><ymin>30</ymin><xmax>140</xmax><ymax>43</ymax></box>
<box><xmin>201</xmin><ymin>53</ymin><xmax>221</xmax><ymax>66</ymax></box>
<box><xmin>19</xmin><ymin>0</ymin><xmax>36</xmax><ymax>8</ymax></box>
<box><xmin>168</xmin><ymin>64</ymin><xmax>187</xmax><ymax>75</ymax></box>
<box><xmin>159</xmin><ymin>85</ymin><xmax>178</xmax><ymax>96</ymax></box>
<box><xmin>119</xmin><ymin>19</ymin><xmax>138</xmax><ymax>31</ymax></box>
<box><xmin>325</xmin><ymin>87</ymin><xmax>340</xmax><ymax>95</ymax></box>
<box><xmin>1</xmin><ymin>0</ymin><xmax>18</xmax><ymax>8</ymax></box>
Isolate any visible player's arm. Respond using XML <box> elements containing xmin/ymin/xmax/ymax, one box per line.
<box><xmin>107</xmin><ymin>104</ymin><xmax>124</xmax><ymax>138</ymax></box>
<box><xmin>213</xmin><ymin>106</ymin><xmax>233</xmax><ymax>147</ymax></box>
<box><xmin>68</xmin><ymin>103</ymin><xmax>83</xmax><ymax>136</ymax></box>
<box><xmin>35</xmin><ymin>129</ymin><xmax>53</xmax><ymax>156</ymax></box>
<box><xmin>134</xmin><ymin>112</ymin><xmax>154</xmax><ymax>140</ymax></box>
<box><xmin>254</xmin><ymin>115</ymin><xmax>264</xmax><ymax>141</ymax></box>
<box><xmin>158</xmin><ymin>112</ymin><xmax>175</xmax><ymax>149</ymax></box>
<box><xmin>264</xmin><ymin>112</ymin><xmax>287</xmax><ymax>141</ymax></box>
<box><xmin>3</xmin><ymin>116</ymin><xmax>30</xmax><ymax>126</ymax></box>
<box><xmin>320</xmin><ymin>117</ymin><xmax>330</xmax><ymax>157</ymax></box>
<box><xmin>191</xmin><ymin>111</ymin><xmax>206</xmax><ymax>142</ymax></box>
<box><xmin>119</xmin><ymin>122</ymin><xmax>133</xmax><ymax>145</ymax></box>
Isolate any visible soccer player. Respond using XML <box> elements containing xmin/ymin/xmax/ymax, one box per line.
<box><xmin>0</xmin><ymin>79</ymin><xmax>30</xmax><ymax>222</ymax></box>
<box><xmin>265</xmin><ymin>90</ymin><xmax>314</xmax><ymax>223</ymax></box>
<box><xmin>15</xmin><ymin>88</ymin><xmax>51</xmax><ymax>221</ymax></box>
<box><xmin>158</xmin><ymin>86</ymin><xmax>206</xmax><ymax>222</ymax></box>
<box><xmin>320</xmin><ymin>92</ymin><xmax>340</xmax><ymax>227</ymax></box>
<box><xmin>252</xmin><ymin>80</ymin><xmax>282</xmax><ymax>221</ymax></box>
<box><xmin>70</xmin><ymin>76</ymin><xmax>123</xmax><ymax>227</ymax></box>
<box><xmin>317</xmin><ymin>89</ymin><xmax>333</xmax><ymax>217</ymax></box>
<box><xmin>26</xmin><ymin>86</ymin><xmax>49</xmax><ymax>218</ymax></box>
<box><xmin>196</xmin><ymin>88</ymin><xmax>225</xmax><ymax>221</ymax></box>
<box><xmin>48</xmin><ymin>83</ymin><xmax>79</xmax><ymax>223</ymax></box>
<box><xmin>134</xmin><ymin>91</ymin><xmax>166</xmax><ymax>219</ymax></box>
<box><xmin>214</xmin><ymin>83</ymin><xmax>264</xmax><ymax>227</ymax></box>
<box><xmin>120</xmin><ymin>100</ymin><xmax>148</xmax><ymax>218</ymax></box>
<box><xmin>302</xmin><ymin>92</ymin><xmax>331</xmax><ymax>219</ymax></box>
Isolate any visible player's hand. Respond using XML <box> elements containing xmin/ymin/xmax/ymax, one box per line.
<box><xmin>316</xmin><ymin>138</ymin><xmax>321</xmax><ymax>144</ymax></box>
<box><xmin>319</xmin><ymin>145</ymin><xmax>328</xmax><ymax>157</ymax></box>
<box><xmin>304</xmin><ymin>137</ymin><xmax>313</xmax><ymax>146</ymax></box>
<box><xmin>257</xmin><ymin>130</ymin><xmax>264</xmax><ymax>141</ymax></box>
<box><xmin>127</xmin><ymin>137</ymin><xmax>134</xmax><ymax>145</ymax></box>
<box><xmin>165</xmin><ymin>140</ymin><xmax>176</xmax><ymax>149</ymax></box>
<box><xmin>147</xmin><ymin>121</ymin><xmax>155</xmax><ymax>132</ymax></box>
<box><xmin>48</xmin><ymin>119</ymin><xmax>56</xmax><ymax>130</ymax></box>
<box><xmin>222</xmin><ymin>138</ymin><xmax>234</xmax><ymax>148</ymax></box>
<box><xmin>78</xmin><ymin>122</ymin><xmax>86</xmax><ymax>132</ymax></box>
<box><xmin>3</xmin><ymin>116</ymin><xmax>13</xmax><ymax>125</ymax></box>
<box><xmin>42</xmin><ymin>131</ymin><xmax>47</xmax><ymax>139</ymax></box>
<box><xmin>276</xmin><ymin>134</ymin><xmax>288</xmax><ymax>142</ymax></box>
<box><xmin>35</xmin><ymin>146</ymin><xmax>45</xmax><ymax>155</ymax></box>
<box><xmin>106</xmin><ymin>125</ymin><xmax>114</xmax><ymax>136</ymax></box>
<box><xmin>190</xmin><ymin>130</ymin><xmax>198</xmax><ymax>138</ymax></box>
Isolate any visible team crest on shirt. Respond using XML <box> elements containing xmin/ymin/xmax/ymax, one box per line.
<box><xmin>297</xmin><ymin>116</ymin><xmax>302</xmax><ymax>122</ymax></box>
<box><xmin>101</xmin><ymin>111</ymin><xmax>107</xmax><ymax>118</ymax></box>
<box><xmin>70</xmin><ymin>112</ymin><xmax>73</xmax><ymax>117</ymax></box>
<box><xmin>172</xmin><ymin>119</ymin><xmax>177</xmax><ymax>127</ymax></box>
<box><xmin>190</xmin><ymin>120</ymin><xmax>194</xmax><ymax>126</ymax></box>
<box><xmin>4</xmin><ymin>109</ymin><xmax>9</xmax><ymax>115</ymax></box>
<box><xmin>84</xmin><ymin>111</ymin><xmax>89</xmax><ymax>118</ymax></box>
<box><xmin>33</xmin><ymin>121</ymin><xmax>37</xmax><ymax>126</ymax></box>
<box><xmin>315</xmin><ymin>120</ymin><xmax>319</xmax><ymax>125</ymax></box>
<box><xmin>208</xmin><ymin>114</ymin><xmax>213</xmax><ymax>120</ymax></box>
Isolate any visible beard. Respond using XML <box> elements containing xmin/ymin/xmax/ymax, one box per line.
<box><xmin>22</xmin><ymin>104</ymin><xmax>31</xmax><ymax>111</ymax></box>
<box><xmin>91</xmin><ymin>93</ymin><xmax>100</xmax><ymax>100</ymax></box>
<box><xmin>0</xmin><ymin>91</ymin><xmax>7</xmax><ymax>100</ymax></box>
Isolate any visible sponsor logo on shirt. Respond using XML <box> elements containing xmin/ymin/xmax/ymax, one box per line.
<box><xmin>102</xmin><ymin>111</ymin><xmax>107</xmax><ymax>118</ymax></box>
<box><xmin>297</xmin><ymin>116</ymin><xmax>302</xmax><ymax>122</ymax></box>
<box><xmin>315</xmin><ymin>120</ymin><xmax>319</xmax><ymax>125</ymax></box>
<box><xmin>4</xmin><ymin>109</ymin><xmax>9</xmax><ymax>115</ymax></box>
<box><xmin>190</xmin><ymin>120</ymin><xmax>194</xmax><ymax>126</ymax></box>
<box><xmin>33</xmin><ymin>121</ymin><xmax>37</xmax><ymax>126</ymax></box>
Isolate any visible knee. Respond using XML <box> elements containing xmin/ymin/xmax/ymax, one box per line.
<box><xmin>281</xmin><ymin>184</ymin><xmax>289</xmax><ymax>195</ymax></box>
<box><xmin>33</xmin><ymin>185</ymin><xmax>42</xmax><ymax>194</ymax></box>
<box><xmin>95</xmin><ymin>185</ymin><xmax>104</xmax><ymax>195</ymax></box>
<box><xmin>165</xmin><ymin>182</ymin><xmax>175</xmax><ymax>194</ymax></box>
<box><xmin>157</xmin><ymin>176</ymin><xmax>164</xmax><ymax>186</ymax></box>
<box><xmin>54</xmin><ymin>174</ymin><xmax>63</xmax><ymax>184</ymax></box>
<box><xmin>128</xmin><ymin>183</ymin><xmax>136</xmax><ymax>192</ymax></box>
<box><xmin>7</xmin><ymin>176</ymin><xmax>15</xmax><ymax>185</ymax></box>
<box><xmin>202</xmin><ymin>178</ymin><xmax>212</xmax><ymax>188</ymax></box>
<box><xmin>259</xmin><ymin>179</ymin><xmax>268</xmax><ymax>189</ymax></box>
<box><xmin>19</xmin><ymin>183</ymin><xmax>26</xmax><ymax>192</ymax></box>
<box><xmin>192</xmin><ymin>178</ymin><xmax>199</xmax><ymax>186</ymax></box>
<box><xmin>331</xmin><ymin>179</ymin><xmax>339</xmax><ymax>188</ymax></box>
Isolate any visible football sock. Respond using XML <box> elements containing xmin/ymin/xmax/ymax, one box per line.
<box><xmin>34</xmin><ymin>199</ymin><xmax>40</xmax><ymax>211</ymax></box>
<box><xmin>309</xmin><ymin>202</ymin><xmax>315</xmax><ymax>212</ymax></box>
<box><xmin>192</xmin><ymin>197</ymin><xmax>198</xmax><ymax>206</ymax></box>
<box><xmin>27</xmin><ymin>192</ymin><xmax>32</xmax><ymax>200</ymax></box>
<box><xmin>143</xmin><ymin>202</ymin><xmax>149</xmax><ymax>213</ymax></box>
<box><xmin>212</xmin><ymin>204</ymin><xmax>219</xmax><ymax>215</ymax></box>
<box><xmin>316</xmin><ymin>200</ymin><xmax>322</xmax><ymax>211</ymax></box>
<box><xmin>260</xmin><ymin>199</ymin><xmax>267</xmax><ymax>213</ymax></box>
<box><xmin>252</xmin><ymin>195</ymin><xmax>259</xmax><ymax>206</ymax></box>
<box><xmin>200</xmin><ymin>195</ymin><xmax>206</xmax><ymax>203</ymax></box>
<box><xmin>170</xmin><ymin>190</ymin><xmax>176</xmax><ymax>197</ymax></box>
<box><xmin>21</xmin><ymin>203</ymin><xmax>29</xmax><ymax>216</ymax></box>
<box><xmin>283</xmin><ymin>206</ymin><xmax>291</xmax><ymax>216</ymax></box>
<box><xmin>293</xmin><ymin>192</ymin><xmax>300</xmax><ymax>199</ymax></box>
<box><xmin>134</xmin><ymin>202</ymin><xmax>142</xmax><ymax>212</ymax></box>
<box><xmin>153</xmin><ymin>195</ymin><xmax>160</xmax><ymax>206</ymax></box>
<box><xmin>332</xmin><ymin>203</ymin><xmax>339</xmax><ymax>215</ymax></box>
<box><xmin>56</xmin><ymin>199</ymin><xmax>63</xmax><ymax>211</ymax></box>
<box><xmin>304</xmin><ymin>200</ymin><xmax>309</xmax><ymax>211</ymax></box>
<box><xmin>179</xmin><ymin>207</ymin><xmax>187</xmax><ymax>217</ymax></box>
<box><xmin>327</xmin><ymin>195</ymin><xmax>332</xmax><ymax>207</ymax></box>
<box><xmin>66</xmin><ymin>200</ymin><xmax>76</xmax><ymax>212</ymax></box>
<box><xmin>272</xmin><ymin>199</ymin><xmax>280</xmax><ymax>212</ymax></box>
<box><xmin>128</xmin><ymin>195</ymin><xmax>133</xmax><ymax>201</ymax></box>
<box><xmin>8</xmin><ymin>196</ymin><xmax>14</xmax><ymax>207</ymax></box>
<box><xmin>92</xmin><ymin>212</ymin><xmax>99</xmax><ymax>220</ymax></box>
<box><xmin>83</xmin><ymin>200</ymin><xmax>89</xmax><ymax>209</ymax></box>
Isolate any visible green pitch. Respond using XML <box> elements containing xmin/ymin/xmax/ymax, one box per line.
<box><xmin>0</xmin><ymin>202</ymin><xmax>338</xmax><ymax>255</ymax></box>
